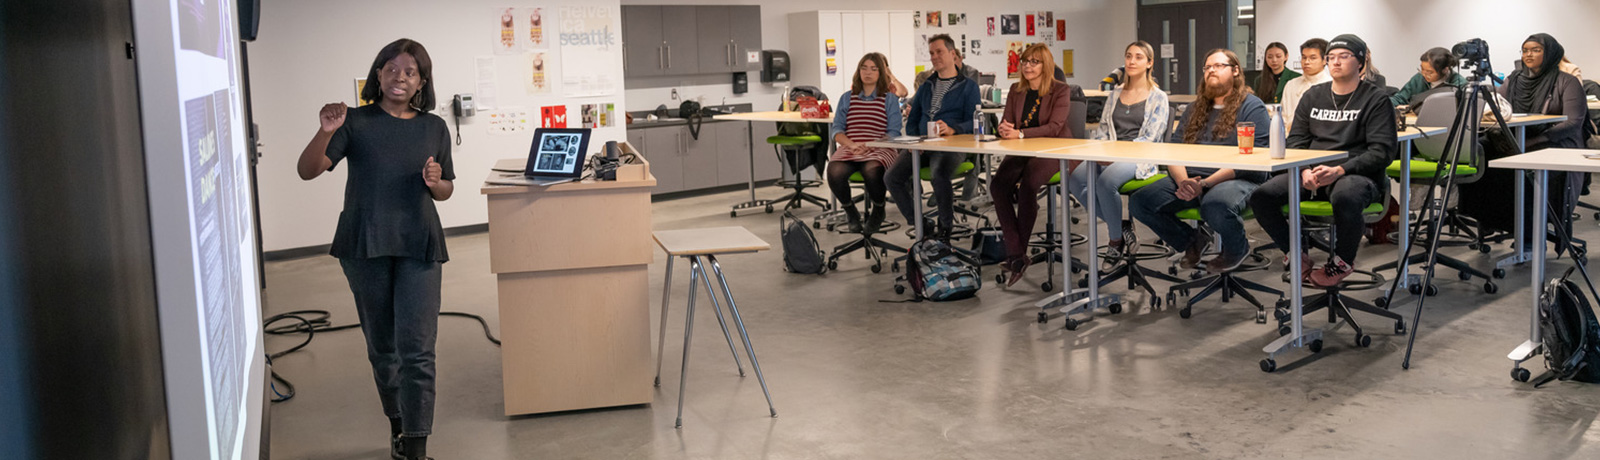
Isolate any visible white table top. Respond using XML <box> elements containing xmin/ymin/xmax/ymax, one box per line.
<box><xmin>1399</xmin><ymin>126</ymin><xmax>1448</xmax><ymax>142</ymax></box>
<box><xmin>653</xmin><ymin>227</ymin><xmax>770</xmax><ymax>256</ymax></box>
<box><xmin>1488</xmin><ymin>148</ymin><xmax>1600</xmax><ymax>174</ymax></box>
<box><xmin>713</xmin><ymin>111</ymin><xmax>832</xmax><ymax>123</ymax></box>
<box><xmin>863</xmin><ymin>135</ymin><xmax>1105</xmax><ymax>155</ymax></box>
<box><xmin>1030</xmin><ymin>140</ymin><xmax>1346</xmax><ymax>172</ymax></box>
<box><xmin>1588</xmin><ymin>100</ymin><xmax>1599</xmax><ymax>111</ymax></box>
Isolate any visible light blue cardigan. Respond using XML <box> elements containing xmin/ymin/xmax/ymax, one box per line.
<box><xmin>1090</xmin><ymin>84</ymin><xmax>1170</xmax><ymax>179</ymax></box>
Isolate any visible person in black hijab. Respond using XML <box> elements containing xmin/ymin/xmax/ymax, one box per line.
<box><xmin>1500</xmin><ymin>33</ymin><xmax>1587</xmax><ymax>150</ymax></box>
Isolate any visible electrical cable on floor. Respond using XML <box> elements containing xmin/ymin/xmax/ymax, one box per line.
<box><xmin>264</xmin><ymin>309</ymin><xmax>500</xmax><ymax>403</ymax></box>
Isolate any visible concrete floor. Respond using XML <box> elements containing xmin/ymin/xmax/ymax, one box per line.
<box><xmin>265</xmin><ymin>186</ymin><xmax>1600</xmax><ymax>460</ymax></box>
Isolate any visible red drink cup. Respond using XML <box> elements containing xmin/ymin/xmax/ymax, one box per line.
<box><xmin>1237</xmin><ymin>122</ymin><xmax>1255</xmax><ymax>154</ymax></box>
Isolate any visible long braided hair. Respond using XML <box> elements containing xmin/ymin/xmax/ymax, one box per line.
<box><xmin>1184</xmin><ymin>49</ymin><xmax>1249</xmax><ymax>144</ymax></box>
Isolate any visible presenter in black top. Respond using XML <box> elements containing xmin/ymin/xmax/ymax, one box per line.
<box><xmin>296</xmin><ymin>38</ymin><xmax>453</xmax><ymax>460</ymax></box>
<box><xmin>1249</xmin><ymin>34</ymin><xmax>1396</xmax><ymax>288</ymax></box>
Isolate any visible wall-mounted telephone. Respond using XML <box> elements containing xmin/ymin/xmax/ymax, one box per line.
<box><xmin>452</xmin><ymin>93</ymin><xmax>475</xmax><ymax>118</ymax></box>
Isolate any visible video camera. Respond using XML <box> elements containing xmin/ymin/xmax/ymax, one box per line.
<box><xmin>1452</xmin><ymin>38</ymin><xmax>1500</xmax><ymax>84</ymax></box>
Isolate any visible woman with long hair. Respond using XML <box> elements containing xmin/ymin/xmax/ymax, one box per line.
<box><xmin>296</xmin><ymin>38</ymin><xmax>452</xmax><ymax>460</ymax></box>
<box><xmin>1252</xmin><ymin>42</ymin><xmax>1299</xmax><ymax>104</ymax></box>
<box><xmin>827</xmin><ymin>52</ymin><xmax>903</xmax><ymax>233</ymax></box>
<box><xmin>989</xmin><ymin>43</ymin><xmax>1072</xmax><ymax>286</ymax></box>
<box><xmin>1075</xmin><ymin>40</ymin><xmax>1170</xmax><ymax>259</ymax></box>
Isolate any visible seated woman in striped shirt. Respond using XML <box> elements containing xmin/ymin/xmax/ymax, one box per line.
<box><xmin>828</xmin><ymin>52</ymin><xmax>904</xmax><ymax>234</ymax></box>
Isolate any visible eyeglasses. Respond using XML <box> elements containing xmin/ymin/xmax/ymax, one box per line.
<box><xmin>1326</xmin><ymin>52</ymin><xmax>1355</xmax><ymax>61</ymax></box>
<box><xmin>1203</xmin><ymin>63</ymin><xmax>1235</xmax><ymax>72</ymax></box>
<box><xmin>1021</xmin><ymin>58</ymin><xmax>1044</xmax><ymax>67</ymax></box>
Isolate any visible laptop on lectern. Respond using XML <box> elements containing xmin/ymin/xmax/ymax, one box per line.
<box><xmin>486</xmin><ymin>128</ymin><xmax>592</xmax><ymax>186</ymax></box>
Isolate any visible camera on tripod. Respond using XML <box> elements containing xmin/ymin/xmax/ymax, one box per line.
<box><xmin>1451</xmin><ymin>38</ymin><xmax>1498</xmax><ymax>83</ymax></box>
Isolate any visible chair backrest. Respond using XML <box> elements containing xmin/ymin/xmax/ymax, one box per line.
<box><xmin>1067</xmin><ymin>86</ymin><xmax>1088</xmax><ymax>140</ymax></box>
<box><xmin>1412</xmin><ymin>90</ymin><xmax>1457</xmax><ymax>161</ymax></box>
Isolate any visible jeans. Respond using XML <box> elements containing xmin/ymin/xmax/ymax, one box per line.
<box><xmin>339</xmin><ymin>256</ymin><xmax>442</xmax><ymax>437</ymax></box>
<box><xmin>1129</xmin><ymin>176</ymin><xmax>1259</xmax><ymax>257</ymax></box>
<box><xmin>1248</xmin><ymin>173</ymin><xmax>1384</xmax><ymax>264</ymax></box>
<box><xmin>886</xmin><ymin>151</ymin><xmax>969</xmax><ymax>232</ymax></box>
<box><xmin>990</xmin><ymin>156</ymin><xmax>1061</xmax><ymax>259</ymax></box>
<box><xmin>1068</xmin><ymin>162</ymin><xmax>1141</xmax><ymax>237</ymax></box>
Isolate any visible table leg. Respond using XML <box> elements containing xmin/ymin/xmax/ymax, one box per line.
<box><xmin>696</xmin><ymin>256</ymin><xmax>746</xmax><ymax>377</ymax></box>
<box><xmin>912</xmin><ymin>150</ymin><xmax>924</xmax><ymax>239</ymax></box>
<box><xmin>731</xmin><ymin>121</ymin><xmax>772</xmax><ymax>216</ymax></box>
<box><xmin>675</xmin><ymin>256</ymin><xmax>703</xmax><ymax>429</ymax></box>
<box><xmin>1262</xmin><ymin>166</ymin><xmax>1324</xmax><ymax>371</ymax></box>
<box><xmin>655</xmin><ymin>256</ymin><xmax>675</xmax><ymax>387</ymax></box>
<box><xmin>1394</xmin><ymin>141</ymin><xmax>1414</xmax><ymax>292</ymax></box>
<box><xmin>1059</xmin><ymin>162</ymin><xmax>1120</xmax><ymax>329</ymax></box>
<box><xmin>708</xmin><ymin>255</ymin><xmax>777</xmax><ymax>418</ymax></box>
<box><xmin>1497</xmin><ymin>126</ymin><xmax>1531</xmax><ymax>268</ymax></box>
<box><xmin>1034</xmin><ymin>160</ymin><xmax>1088</xmax><ymax>312</ymax></box>
<box><xmin>1508</xmin><ymin>169</ymin><xmax>1547</xmax><ymax>372</ymax></box>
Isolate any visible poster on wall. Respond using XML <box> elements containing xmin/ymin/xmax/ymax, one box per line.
<box><xmin>493</xmin><ymin>8</ymin><xmax>521</xmax><ymax>55</ymax></box>
<box><xmin>1007</xmin><ymin>41</ymin><xmax>1025</xmax><ymax>78</ymax></box>
<box><xmin>526</xmin><ymin>52</ymin><xmax>550</xmax><ymax>94</ymax></box>
<box><xmin>986</xmin><ymin>17</ymin><xmax>995</xmax><ymax>36</ymax></box>
<box><xmin>913</xmin><ymin>11</ymin><xmax>922</xmax><ymax>28</ymax></box>
<box><xmin>581</xmin><ymin>103</ymin><xmax>616</xmax><ymax>128</ymax></box>
<box><xmin>1045</xmin><ymin>12</ymin><xmax>1054</xmax><ymax>25</ymax></box>
<box><xmin>1062</xmin><ymin>49</ymin><xmax>1074</xmax><ymax>78</ymax></box>
<box><xmin>1025</xmin><ymin>14</ymin><xmax>1035</xmax><ymax>36</ymax></box>
<box><xmin>1000</xmin><ymin>15</ymin><xmax>1019</xmax><ymax>35</ymax></box>
<box><xmin>826</xmin><ymin>39</ymin><xmax>836</xmax><ymax>56</ymax></box>
<box><xmin>1056</xmin><ymin>20</ymin><xmax>1066</xmax><ymax>41</ymax></box>
<box><xmin>947</xmin><ymin>13</ymin><xmax>965</xmax><ymax>26</ymax></box>
<box><xmin>926</xmin><ymin>11</ymin><xmax>941</xmax><ymax>28</ymax></box>
<box><xmin>475</xmin><ymin>56</ymin><xmax>499</xmax><ymax>110</ymax></box>
<box><xmin>541</xmin><ymin>105</ymin><xmax>568</xmax><ymax>128</ymax></box>
<box><xmin>559</xmin><ymin>6</ymin><xmax>619</xmax><ymax>97</ymax></box>
<box><xmin>522</xmin><ymin>7</ymin><xmax>546</xmax><ymax>49</ymax></box>
<box><xmin>487</xmin><ymin>107</ymin><xmax>531</xmax><ymax>134</ymax></box>
<box><xmin>971</xmin><ymin>40</ymin><xmax>982</xmax><ymax>54</ymax></box>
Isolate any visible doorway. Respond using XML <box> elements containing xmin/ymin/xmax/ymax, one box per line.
<box><xmin>1137</xmin><ymin>0</ymin><xmax>1229</xmax><ymax>95</ymax></box>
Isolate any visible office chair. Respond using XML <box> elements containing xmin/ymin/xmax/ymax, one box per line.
<box><xmin>1166</xmin><ymin>207</ymin><xmax>1281</xmax><ymax>323</ymax></box>
<box><xmin>1273</xmin><ymin>198</ymin><xmax>1407</xmax><ymax>348</ymax></box>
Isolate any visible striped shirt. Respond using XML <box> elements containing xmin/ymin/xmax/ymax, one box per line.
<box><xmin>928</xmin><ymin>77</ymin><xmax>955</xmax><ymax>117</ymax></box>
<box><xmin>844</xmin><ymin>94</ymin><xmax>888</xmax><ymax>142</ymax></box>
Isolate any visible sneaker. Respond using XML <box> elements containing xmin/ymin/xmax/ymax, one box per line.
<box><xmin>1283</xmin><ymin>252</ymin><xmax>1316</xmax><ymax>277</ymax></box>
<box><xmin>1310</xmin><ymin>256</ymin><xmax>1355</xmax><ymax>287</ymax></box>
<box><xmin>1179</xmin><ymin>233</ymin><xmax>1209</xmax><ymax>269</ymax></box>
<box><xmin>1106</xmin><ymin>239</ymin><xmax>1126</xmax><ymax>261</ymax></box>
<box><xmin>1205</xmin><ymin>252</ymin><xmax>1248</xmax><ymax>274</ymax></box>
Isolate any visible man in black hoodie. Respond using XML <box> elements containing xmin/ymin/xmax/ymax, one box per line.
<box><xmin>1249</xmin><ymin>34</ymin><xmax>1396</xmax><ymax>287</ymax></box>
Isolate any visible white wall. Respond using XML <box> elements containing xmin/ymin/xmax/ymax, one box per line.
<box><xmin>251</xmin><ymin>0</ymin><xmax>625</xmax><ymax>252</ymax></box>
<box><xmin>1257</xmin><ymin>0</ymin><xmax>1600</xmax><ymax>86</ymax></box>
<box><xmin>622</xmin><ymin>0</ymin><xmax>1136</xmax><ymax>117</ymax></box>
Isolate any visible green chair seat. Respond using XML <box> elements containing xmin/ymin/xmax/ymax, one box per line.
<box><xmin>849</xmin><ymin>172</ymin><xmax>865</xmax><ymax>182</ymax></box>
<box><xmin>1385</xmin><ymin>159</ymin><xmax>1477</xmax><ymax>179</ymax></box>
<box><xmin>920</xmin><ymin>161</ymin><xmax>976</xmax><ymax>181</ymax></box>
<box><xmin>1119</xmin><ymin>174</ymin><xmax>1168</xmax><ymax>194</ymax></box>
<box><xmin>1285</xmin><ymin>201</ymin><xmax>1384</xmax><ymax>217</ymax></box>
<box><xmin>1176</xmin><ymin>207</ymin><xmax>1254</xmax><ymax>221</ymax></box>
<box><xmin>767</xmin><ymin>134</ymin><xmax>823</xmax><ymax>145</ymax></box>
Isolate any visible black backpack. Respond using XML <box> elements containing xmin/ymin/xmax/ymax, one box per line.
<box><xmin>780</xmin><ymin>212</ymin><xmax>826</xmax><ymax>274</ymax></box>
<box><xmin>1534</xmin><ymin>266</ymin><xmax>1600</xmax><ymax>387</ymax></box>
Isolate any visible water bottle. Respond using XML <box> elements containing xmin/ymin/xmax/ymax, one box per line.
<box><xmin>781</xmin><ymin>84</ymin><xmax>791</xmax><ymax>112</ymax></box>
<box><xmin>1268</xmin><ymin>104</ymin><xmax>1287</xmax><ymax>159</ymax></box>
<box><xmin>973</xmin><ymin>104</ymin><xmax>988</xmax><ymax>140</ymax></box>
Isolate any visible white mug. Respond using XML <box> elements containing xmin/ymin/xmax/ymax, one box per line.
<box><xmin>925</xmin><ymin>121</ymin><xmax>940</xmax><ymax>139</ymax></box>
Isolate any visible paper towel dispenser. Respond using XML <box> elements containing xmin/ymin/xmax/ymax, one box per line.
<box><xmin>761</xmin><ymin>50</ymin><xmax>789</xmax><ymax>83</ymax></box>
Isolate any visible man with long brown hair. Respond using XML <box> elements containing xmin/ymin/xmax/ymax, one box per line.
<box><xmin>1129</xmin><ymin>48</ymin><xmax>1270</xmax><ymax>273</ymax></box>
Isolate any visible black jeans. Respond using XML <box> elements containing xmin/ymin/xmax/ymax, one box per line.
<box><xmin>886</xmin><ymin>151</ymin><xmax>968</xmax><ymax>232</ymax></box>
<box><xmin>340</xmin><ymin>256</ymin><xmax>442</xmax><ymax>437</ymax></box>
<box><xmin>1249</xmin><ymin>173</ymin><xmax>1383</xmax><ymax>264</ymax></box>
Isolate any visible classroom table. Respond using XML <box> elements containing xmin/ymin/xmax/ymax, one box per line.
<box><xmin>1025</xmin><ymin>140</ymin><xmax>1347</xmax><ymax>370</ymax></box>
<box><xmin>714</xmin><ymin>111</ymin><xmax>833</xmax><ymax>216</ymax></box>
<box><xmin>1486</xmin><ymin>148</ymin><xmax>1600</xmax><ymax>382</ymax></box>
<box><xmin>1388</xmin><ymin>125</ymin><xmax>1451</xmax><ymax>294</ymax></box>
<box><xmin>1485</xmin><ymin>115</ymin><xmax>1568</xmax><ymax>270</ymax></box>
<box><xmin>1588</xmin><ymin>100</ymin><xmax>1599</xmax><ymax>111</ymax></box>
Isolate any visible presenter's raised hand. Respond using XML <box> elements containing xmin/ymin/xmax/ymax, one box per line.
<box><xmin>319</xmin><ymin>103</ymin><xmax>348</xmax><ymax>133</ymax></box>
<box><xmin>424</xmin><ymin>157</ymin><xmax>442</xmax><ymax>187</ymax></box>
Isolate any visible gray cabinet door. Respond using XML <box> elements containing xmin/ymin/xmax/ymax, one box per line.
<box><xmin>729</xmin><ymin>6</ymin><xmax>763</xmax><ymax>72</ymax></box>
<box><xmin>751</xmin><ymin>122</ymin><xmax>783</xmax><ymax>182</ymax></box>
<box><xmin>715</xmin><ymin>121</ymin><xmax>754</xmax><ymax>186</ymax></box>
<box><xmin>660</xmin><ymin>6</ymin><xmax>700</xmax><ymax>76</ymax></box>
<box><xmin>641</xmin><ymin>127</ymin><xmax>683</xmax><ymax>194</ymax></box>
<box><xmin>680</xmin><ymin>123</ymin><xmax>719</xmax><ymax>190</ymax></box>
<box><xmin>695</xmin><ymin>6</ymin><xmax>732</xmax><ymax>74</ymax></box>
<box><xmin>622</xmin><ymin>6</ymin><xmax>663</xmax><ymax>78</ymax></box>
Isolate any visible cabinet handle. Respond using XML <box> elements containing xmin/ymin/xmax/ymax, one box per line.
<box><xmin>730</xmin><ymin>41</ymin><xmax>736</xmax><ymax>66</ymax></box>
<box><xmin>657</xmin><ymin>45</ymin><xmax>664</xmax><ymax>69</ymax></box>
<box><xmin>665</xmin><ymin>45</ymin><xmax>672</xmax><ymax>69</ymax></box>
<box><xmin>725</xmin><ymin>43</ymin><xmax>731</xmax><ymax>66</ymax></box>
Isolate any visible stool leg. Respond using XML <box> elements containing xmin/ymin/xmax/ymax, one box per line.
<box><xmin>675</xmin><ymin>257</ymin><xmax>703</xmax><ymax>429</ymax></box>
<box><xmin>708</xmin><ymin>255</ymin><xmax>777</xmax><ymax>418</ymax></box>
<box><xmin>696</xmin><ymin>257</ymin><xmax>746</xmax><ymax>377</ymax></box>
<box><xmin>655</xmin><ymin>257</ymin><xmax>676</xmax><ymax>387</ymax></box>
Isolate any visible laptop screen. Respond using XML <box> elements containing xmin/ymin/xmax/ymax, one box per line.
<box><xmin>525</xmin><ymin>128</ymin><xmax>590</xmax><ymax>178</ymax></box>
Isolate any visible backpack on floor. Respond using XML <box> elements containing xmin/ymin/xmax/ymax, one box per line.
<box><xmin>905</xmin><ymin>239</ymin><xmax>981</xmax><ymax>301</ymax></box>
<box><xmin>1534</xmin><ymin>266</ymin><xmax>1600</xmax><ymax>386</ymax></box>
<box><xmin>780</xmin><ymin>211</ymin><xmax>827</xmax><ymax>274</ymax></box>
<box><xmin>970</xmin><ymin>227</ymin><xmax>1007</xmax><ymax>266</ymax></box>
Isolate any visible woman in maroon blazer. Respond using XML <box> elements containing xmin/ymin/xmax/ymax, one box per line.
<box><xmin>990</xmin><ymin>43</ymin><xmax>1073</xmax><ymax>287</ymax></box>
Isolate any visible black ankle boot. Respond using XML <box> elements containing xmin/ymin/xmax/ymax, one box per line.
<box><xmin>402</xmin><ymin>435</ymin><xmax>430</xmax><ymax>460</ymax></box>
<box><xmin>389</xmin><ymin>418</ymin><xmax>404</xmax><ymax>459</ymax></box>
<box><xmin>866</xmin><ymin>201</ymin><xmax>886</xmax><ymax>234</ymax></box>
<box><xmin>842</xmin><ymin>204</ymin><xmax>862</xmax><ymax>233</ymax></box>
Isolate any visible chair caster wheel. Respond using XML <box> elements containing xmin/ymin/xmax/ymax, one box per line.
<box><xmin>996</xmin><ymin>274</ymin><xmax>1007</xmax><ymax>284</ymax></box>
<box><xmin>1426</xmin><ymin>284</ymin><xmax>1439</xmax><ymax>296</ymax></box>
<box><xmin>1037</xmin><ymin>311</ymin><xmax>1049</xmax><ymax>324</ymax></box>
<box><xmin>1166</xmin><ymin>292</ymin><xmax>1178</xmax><ymax>308</ymax></box>
<box><xmin>1395</xmin><ymin>321</ymin><xmax>1407</xmax><ymax>335</ymax></box>
<box><xmin>1512</xmin><ymin>367</ymin><xmax>1531</xmax><ymax>382</ymax></box>
<box><xmin>894</xmin><ymin>285</ymin><xmax>905</xmax><ymax>295</ymax></box>
<box><xmin>1308</xmin><ymin>339</ymin><xmax>1324</xmax><ymax>353</ymax></box>
<box><xmin>1484</xmin><ymin>282</ymin><xmax>1498</xmax><ymax>294</ymax></box>
<box><xmin>1179</xmin><ymin>307</ymin><xmax>1192</xmax><ymax>319</ymax></box>
<box><xmin>1356</xmin><ymin>334</ymin><xmax>1372</xmax><ymax>348</ymax></box>
<box><xmin>1063</xmin><ymin>318</ymin><xmax>1080</xmax><ymax>331</ymax></box>
<box><xmin>1374</xmin><ymin>296</ymin><xmax>1388</xmax><ymax>308</ymax></box>
<box><xmin>765</xmin><ymin>205</ymin><xmax>774</xmax><ymax>213</ymax></box>
<box><xmin>1168</xmin><ymin>266</ymin><xmax>1178</xmax><ymax>275</ymax></box>
<box><xmin>731</xmin><ymin>211</ymin><xmax>739</xmax><ymax>218</ymax></box>
<box><xmin>813</xmin><ymin>221</ymin><xmax>821</xmax><ymax>229</ymax></box>
<box><xmin>828</xmin><ymin>261</ymin><xmax>838</xmax><ymax>270</ymax></box>
<box><xmin>1108</xmin><ymin>303</ymin><xmax>1123</xmax><ymax>314</ymax></box>
<box><xmin>871</xmin><ymin>264</ymin><xmax>882</xmax><ymax>273</ymax></box>
<box><xmin>892</xmin><ymin>263</ymin><xmax>900</xmax><ymax>273</ymax></box>
<box><xmin>1408</xmin><ymin>283</ymin><xmax>1422</xmax><ymax>295</ymax></box>
<box><xmin>1260</xmin><ymin>359</ymin><xmax>1277</xmax><ymax>373</ymax></box>
<box><xmin>1493</xmin><ymin>268</ymin><xmax>1506</xmax><ymax>279</ymax></box>
<box><xmin>1278</xmin><ymin>325</ymin><xmax>1292</xmax><ymax>337</ymax></box>
<box><xmin>1274</xmin><ymin>308</ymin><xmax>1290</xmax><ymax>322</ymax></box>
<box><xmin>1181</xmin><ymin>289</ymin><xmax>1191</xmax><ymax>297</ymax></box>
<box><xmin>1255</xmin><ymin>311</ymin><xmax>1268</xmax><ymax>324</ymax></box>
<box><xmin>1458</xmin><ymin>270</ymin><xmax>1472</xmax><ymax>281</ymax></box>
<box><xmin>1479</xmin><ymin>244</ymin><xmax>1491</xmax><ymax>254</ymax></box>
<box><xmin>1077</xmin><ymin>278</ymin><xmax>1088</xmax><ymax>288</ymax></box>
<box><xmin>1041</xmin><ymin>282</ymin><xmax>1055</xmax><ymax>292</ymax></box>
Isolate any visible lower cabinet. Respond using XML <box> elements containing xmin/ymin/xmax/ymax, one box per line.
<box><xmin>630</xmin><ymin>120</ymin><xmax>805</xmax><ymax>196</ymax></box>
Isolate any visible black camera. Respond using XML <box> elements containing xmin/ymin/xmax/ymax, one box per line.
<box><xmin>1451</xmin><ymin>38</ymin><xmax>1490</xmax><ymax>64</ymax></box>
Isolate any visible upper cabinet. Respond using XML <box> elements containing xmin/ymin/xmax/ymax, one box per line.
<box><xmin>624</xmin><ymin>5</ymin><xmax>761</xmax><ymax>79</ymax></box>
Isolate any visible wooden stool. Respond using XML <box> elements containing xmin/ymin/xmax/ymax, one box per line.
<box><xmin>652</xmin><ymin>227</ymin><xmax>777</xmax><ymax>428</ymax></box>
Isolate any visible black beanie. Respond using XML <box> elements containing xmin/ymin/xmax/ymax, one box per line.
<box><xmin>1328</xmin><ymin>34</ymin><xmax>1368</xmax><ymax>68</ymax></box>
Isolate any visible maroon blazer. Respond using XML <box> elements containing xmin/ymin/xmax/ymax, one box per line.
<box><xmin>1002</xmin><ymin>79</ymin><xmax>1073</xmax><ymax>138</ymax></box>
